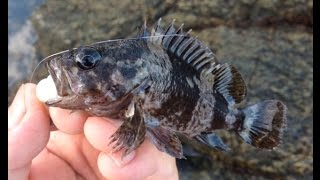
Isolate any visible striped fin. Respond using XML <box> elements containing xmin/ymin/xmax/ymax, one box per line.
<box><xmin>138</xmin><ymin>20</ymin><xmax>150</xmax><ymax>39</ymax></box>
<box><xmin>207</xmin><ymin>63</ymin><xmax>247</xmax><ymax>104</ymax></box>
<box><xmin>239</xmin><ymin>100</ymin><xmax>287</xmax><ymax>149</ymax></box>
<box><xmin>139</xmin><ymin>19</ymin><xmax>247</xmax><ymax>104</ymax></box>
<box><xmin>142</xmin><ymin>19</ymin><xmax>216</xmax><ymax>72</ymax></box>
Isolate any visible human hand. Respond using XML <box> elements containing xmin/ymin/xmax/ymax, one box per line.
<box><xmin>8</xmin><ymin>83</ymin><xmax>178</xmax><ymax>180</ymax></box>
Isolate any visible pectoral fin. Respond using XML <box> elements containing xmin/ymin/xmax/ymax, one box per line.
<box><xmin>108</xmin><ymin>102</ymin><xmax>146</xmax><ymax>159</ymax></box>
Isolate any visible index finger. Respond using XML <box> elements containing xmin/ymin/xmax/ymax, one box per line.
<box><xmin>49</xmin><ymin>107</ymin><xmax>89</xmax><ymax>134</ymax></box>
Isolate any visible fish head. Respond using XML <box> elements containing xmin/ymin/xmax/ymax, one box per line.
<box><xmin>44</xmin><ymin>39</ymin><xmax>150</xmax><ymax>110</ymax></box>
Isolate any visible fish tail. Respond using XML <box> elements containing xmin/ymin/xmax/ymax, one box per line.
<box><xmin>237</xmin><ymin>100</ymin><xmax>287</xmax><ymax>149</ymax></box>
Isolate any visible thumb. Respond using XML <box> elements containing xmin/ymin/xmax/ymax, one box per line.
<box><xmin>8</xmin><ymin>84</ymin><xmax>50</xmax><ymax>179</ymax></box>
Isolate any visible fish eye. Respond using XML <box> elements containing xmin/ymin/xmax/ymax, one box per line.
<box><xmin>75</xmin><ymin>47</ymin><xmax>102</xmax><ymax>70</ymax></box>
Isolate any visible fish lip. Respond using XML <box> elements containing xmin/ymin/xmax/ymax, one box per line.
<box><xmin>46</xmin><ymin>59</ymin><xmax>73</xmax><ymax>98</ymax></box>
<box><xmin>45</xmin><ymin>96</ymin><xmax>63</xmax><ymax>106</ymax></box>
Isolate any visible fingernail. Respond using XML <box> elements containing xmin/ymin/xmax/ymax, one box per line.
<box><xmin>8</xmin><ymin>84</ymin><xmax>26</xmax><ymax>130</ymax></box>
<box><xmin>110</xmin><ymin>151</ymin><xmax>136</xmax><ymax>167</ymax></box>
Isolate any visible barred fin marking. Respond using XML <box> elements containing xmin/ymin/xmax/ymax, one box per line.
<box><xmin>191</xmin><ymin>49</ymin><xmax>211</xmax><ymax>65</ymax></box>
<box><xmin>176</xmin><ymin>37</ymin><xmax>195</xmax><ymax>57</ymax></box>
<box><xmin>187</xmin><ymin>47</ymin><xmax>207</xmax><ymax>64</ymax></box>
<box><xmin>140</xmin><ymin>19</ymin><xmax>247</xmax><ymax>104</ymax></box>
<box><xmin>194</xmin><ymin>55</ymin><xmax>213</xmax><ymax>70</ymax></box>
<box><xmin>162</xmin><ymin>19</ymin><xmax>176</xmax><ymax>49</ymax></box>
<box><xmin>143</xmin><ymin>19</ymin><xmax>216</xmax><ymax>73</ymax></box>
<box><xmin>182</xmin><ymin>41</ymin><xmax>200</xmax><ymax>62</ymax></box>
<box><xmin>210</xmin><ymin>63</ymin><xmax>247</xmax><ymax>104</ymax></box>
<box><xmin>169</xmin><ymin>24</ymin><xmax>185</xmax><ymax>53</ymax></box>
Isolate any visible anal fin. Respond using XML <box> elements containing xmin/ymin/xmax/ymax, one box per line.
<box><xmin>181</xmin><ymin>143</ymin><xmax>202</xmax><ymax>157</ymax></box>
<box><xmin>146</xmin><ymin>126</ymin><xmax>185</xmax><ymax>159</ymax></box>
<box><xmin>194</xmin><ymin>133</ymin><xmax>230</xmax><ymax>151</ymax></box>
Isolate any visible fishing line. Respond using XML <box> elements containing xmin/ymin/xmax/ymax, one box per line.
<box><xmin>29</xmin><ymin>49</ymin><xmax>76</xmax><ymax>83</ymax></box>
<box><xmin>29</xmin><ymin>34</ymin><xmax>190</xmax><ymax>83</ymax></box>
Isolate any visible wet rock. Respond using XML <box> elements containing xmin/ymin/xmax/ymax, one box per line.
<box><xmin>169</xmin><ymin>0</ymin><xmax>313</xmax><ymax>28</ymax></box>
<box><xmin>30</xmin><ymin>0</ymin><xmax>312</xmax><ymax>57</ymax></box>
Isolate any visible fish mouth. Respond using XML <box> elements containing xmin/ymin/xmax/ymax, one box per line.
<box><xmin>45</xmin><ymin>58</ymin><xmax>73</xmax><ymax>99</ymax></box>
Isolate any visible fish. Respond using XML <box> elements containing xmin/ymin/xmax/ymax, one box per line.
<box><xmin>36</xmin><ymin>19</ymin><xmax>287</xmax><ymax>159</ymax></box>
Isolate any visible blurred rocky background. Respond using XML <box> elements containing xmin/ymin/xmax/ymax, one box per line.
<box><xmin>8</xmin><ymin>0</ymin><xmax>313</xmax><ymax>179</ymax></box>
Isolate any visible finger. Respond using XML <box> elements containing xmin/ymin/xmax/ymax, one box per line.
<box><xmin>84</xmin><ymin>117</ymin><xmax>178</xmax><ymax>179</ymax></box>
<box><xmin>84</xmin><ymin>117</ymin><xmax>134</xmax><ymax>167</ymax></box>
<box><xmin>97</xmin><ymin>139</ymin><xmax>178</xmax><ymax>180</ymax></box>
<box><xmin>8</xmin><ymin>84</ymin><xmax>51</xmax><ymax>178</ymax></box>
<box><xmin>31</xmin><ymin>131</ymin><xmax>102</xmax><ymax>180</ymax></box>
<box><xmin>49</xmin><ymin>107</ymin><xmax>89</xmax><ymax>134</ymax></box>
<box><xmin>83</xmin><ymin>117</ymin><xmax>122</xmax><ymax>153</ymax></box>
<box><xmin>29</xmin><ymin>148</ymin><xmax>77</xmax><ymax>179</ymax></box>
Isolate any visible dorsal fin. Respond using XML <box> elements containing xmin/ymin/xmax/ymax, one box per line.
<box><xmin>207</xmin><ymin>63</ymin><xmax>247</xmax><ymax>104</ymax></box>
<box><xmin>139</xmin><ymin>19</ymin><xmax>216</xmax><ymax>72</ymax></box>
<box><xmin>139</xmin><ymin>19</ymin><xmax>247</xmax><ymax>104</ymax></box>
<box><xmin>138</xmin><ymin>20</ymin><xmax>150</xmax><ymax>39</ymax></box>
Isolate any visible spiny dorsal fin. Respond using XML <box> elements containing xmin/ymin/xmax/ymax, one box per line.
<box><xmin>207</xmin><ymin>63</ymin><xmax>247</xmax><ymax>104</ymax></box>
<box><xmin>140</xmin><ymin>18</ymin><xmax>216</xmax><ymax>72</ymax></box>
<box><xmin>138</xmin><ymin>20</ymin><xmax>150</xmax><ymax>38</ymax></box>
<box><xmin>139</xmin><ymin>19</ymin><xmax>247</xmax><ymax>104</ymax></box>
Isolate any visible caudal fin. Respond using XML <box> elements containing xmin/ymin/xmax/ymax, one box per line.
<box><xmin>238</xmin><ymin>100</ymin><xmax>287</xmax><ymax>149</ymax></box>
